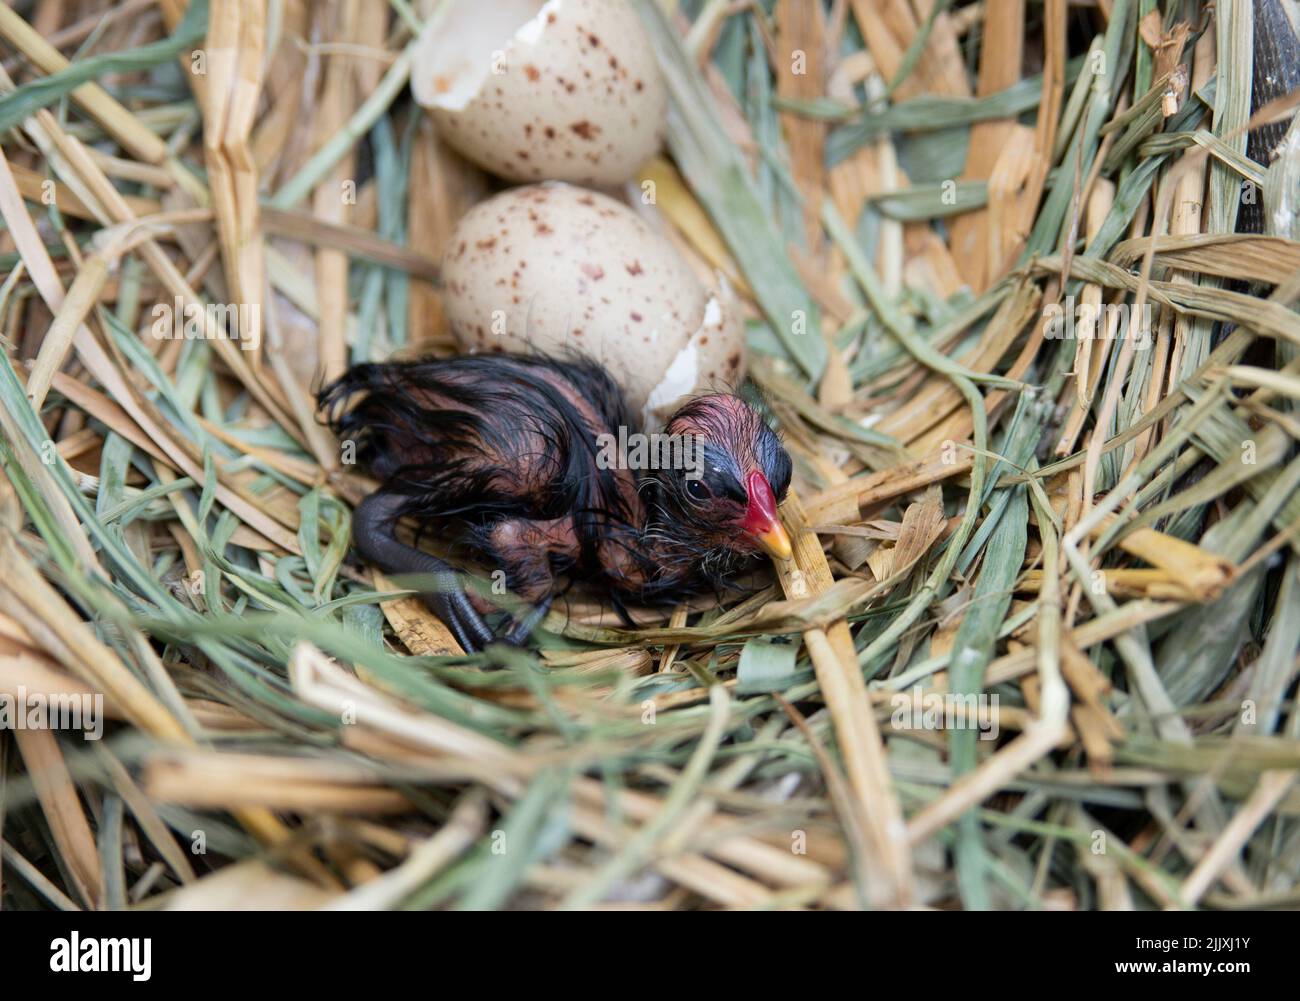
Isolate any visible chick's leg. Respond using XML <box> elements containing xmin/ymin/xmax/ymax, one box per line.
<box><xmin>351</xmin><ymin>491</ymin><xmax>494</xmax><ymax>653</ymax></box>
<box><xmin>482</xmin><ymin>517</ymin><xmax>569</xmax><ymax>645</ymax></box>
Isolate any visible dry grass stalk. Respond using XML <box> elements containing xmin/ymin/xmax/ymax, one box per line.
<box><xmin>1</xmin><ymin>0</ymin><xmax>1297</xmax><ymax>912</ymax></box>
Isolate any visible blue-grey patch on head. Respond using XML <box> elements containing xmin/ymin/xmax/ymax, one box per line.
<box><xmin>697</xmin><ymin>442</ymin><xmax>747</xmax><ymax>501</ymax></box>
<box><xmin>755</xmin><ymin>423</ymin><xmax>792</xmax><ymax>499</ymax></box>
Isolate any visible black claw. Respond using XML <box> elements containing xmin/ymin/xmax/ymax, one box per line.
<box><xmin>427</xmin><ymin>588</ymin><xmax>495</xmax><ymax>654</ymax></box>
<box><xmin>502</xmin><ymin>595</ymin><xmax>553</xmax><ymax>647</ymax></box>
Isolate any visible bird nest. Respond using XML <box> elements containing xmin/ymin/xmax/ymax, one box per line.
<box><xmin>0</xmin><ymin>0</ymin><xmax>1298</xmax><ymax>912</ymax></box>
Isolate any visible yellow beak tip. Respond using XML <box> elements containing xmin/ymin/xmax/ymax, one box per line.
<box><xmin>757</xmin><ymin>526</ymin><xmax>794</xmax><ymax>562</ymax></box>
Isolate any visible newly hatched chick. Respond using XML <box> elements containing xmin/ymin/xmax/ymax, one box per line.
<box><xmin>319</xmin><ymin>353</ymin><xmax>793</xmax><ymax>651</ymax></box>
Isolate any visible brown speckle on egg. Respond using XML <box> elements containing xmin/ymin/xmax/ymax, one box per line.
<box><xmin>443</xmin><ymin>182</ymin><xmax>745</xmax><ymax>424</ymax></box>
<box><xmin>411</xmin><ymin>0</ymin><xmax>666</xmax><ymax>186</ymax></box>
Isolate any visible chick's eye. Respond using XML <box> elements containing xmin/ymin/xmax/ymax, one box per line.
<box><xmin>685</xmin><ymin>478</ymin><xmax>711</xmax><ymax>502</ymax></box>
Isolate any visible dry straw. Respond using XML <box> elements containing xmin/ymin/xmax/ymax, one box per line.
<box><xmin>0</xmin><ymin>0</ymin><xmax>1297</xmax><ymax>911</ymax></box>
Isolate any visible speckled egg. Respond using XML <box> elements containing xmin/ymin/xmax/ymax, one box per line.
<box><xmin>410</xmin><ymin>0</ymin><xmax>666</xmax><ymax>186</ymax></box>
<box><xmin>442</xmin><ymin>182</ymin><xmax>746</xmax><ymax>426</ymax></box>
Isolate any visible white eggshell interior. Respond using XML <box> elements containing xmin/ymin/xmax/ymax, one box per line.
<box><xmin>412</xmin><ymin>0</ymin><xmax>556</xmax><ymax>111</ymax></box>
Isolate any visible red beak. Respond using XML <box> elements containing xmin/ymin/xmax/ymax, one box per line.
<box><xmin>740</xmin><ymin>470</ymin><xmax>793</xmax><ymax>561</ymax></box>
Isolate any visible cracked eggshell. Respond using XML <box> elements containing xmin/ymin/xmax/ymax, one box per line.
<box><xmin>411</xmin><ymin>0</ymin><xmax>666</xmax><ymax>187</ymax></box>
<box><xmin>443</xmin><ymin>182</ymin><xmax>746</xmax><ymax>427</ymax></box>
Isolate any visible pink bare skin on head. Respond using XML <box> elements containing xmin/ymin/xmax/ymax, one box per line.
<box><xmin>662</xmin><ymin>394</ymin><xmax>793</xmax><ymax>560</ymax></box>
<box><xmin>663</xmin><ymin>393</ymin><xmax>766</xmax><ymax>470</ymax></box>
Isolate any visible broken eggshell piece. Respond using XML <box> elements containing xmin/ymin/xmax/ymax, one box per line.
<box><xmin>411</xmin><ymin>0</ymin><xmax>666</xmax><ymax>187</ymax></box>
<box><xmin>442</xmin><ymin>182</ymin><xmax>746</xmax><ymax>428</ymax></box>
